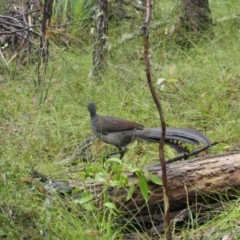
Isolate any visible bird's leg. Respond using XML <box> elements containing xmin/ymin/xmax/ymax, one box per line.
<box><xmin>119</xmin><ymin>146</ymin><xmax>127</xmax><ymax>159</ymax></box>
<box><xmin>104</xmin><ymin>146</ymin><xmax>127</xmax><ymax>160</ymax></box>
<box><xmin>104</xmin><ymin>150</ymin><xmax>120</xmax><ymax>160</ymax></box>
<box><xmin>119</xmin><ymin>150</ymin><xmax>125</xmax><ymax>159</ymax></box>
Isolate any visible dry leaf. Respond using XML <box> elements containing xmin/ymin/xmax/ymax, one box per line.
<box><xmin>169</xmin><ymin>65</ymin><xmax>176</xmax><ymax>75</ymax></box>
<box><xmin>222</xmin><ymin>234</ymin><xmax>233</xmax><ymax>240</ymax></box>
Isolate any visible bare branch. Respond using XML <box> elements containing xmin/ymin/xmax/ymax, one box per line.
<box><xmin>142</xmin><ymin>1</ymin><xmax>172</xmax><ymax>238</ymax></box>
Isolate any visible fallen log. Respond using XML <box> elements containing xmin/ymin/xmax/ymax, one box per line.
<box><xmin>127</xmin><ymin>152</ymin><xmax>240</xmax><ymax>210</ymax></box>
<box><xmin>40</xmin><ymin>152</ymin><xmax>240</xmax><ymax>230</ymax></box>
<box><xmin>110</xmin><ymin>151</ymin><xmax>240</xmax><ymax>230</ymax></box>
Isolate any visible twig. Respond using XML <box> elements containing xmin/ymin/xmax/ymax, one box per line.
<box><xmin>0</xmin><ymin>15</ymin><xmax>24</xmax><ymax>22</ymax></box>
<box><xmin>0</xmin><ymin>28</ymin><xmax>38</xmax><ymax>45</ymax></box>
<box><xmin>57</xmin><ymin>136</ymin><xmax>97</xmax><ymax>165</ymax></box>
<box><xmin>51</xmin><ymin>17</ymin><xmax>93</xmax><ymax>28</ymax></box>
<box><xmin>122</xmin><ymin>0</ymin><xmax>145</xmax><ymax>11</ymax></box>
<box><xmin>6</xmin><ymin>52</ymin><xmax>18</xmax><ymax>65</ymax></box>
<box><xmin>109</xmin><ymin>20</ymin><xmax>170</xmax><ymax>50</ymax></box>
<box><xmin>0</xmin><ymin>26</ymin><xmax>34</xmax><ymax>35</ymax></box>
<box><xmin>31</xmin><ymin>168</ymin><xmax>48</xmax><ymax>182</ymax></box>
<box><xmin>166</xmin><ymin>142</ymin><xmax>218</xmax><ymax>164</ymax></box>
<box><xmin>214</xmin><ymin>13</ymin><xmax>240</xmax><ymax>23</ymax></box>
<box><xmin>42</xmin><ymin>73</ymin><xmax>53</xmax><ymax>104</ymax></box>
<box><xmin>142</xmin><ymin>1</ymin><xmax>172</xmax><ymax>239</ymax></box>
<box><xmin>0</xmin><ymin>20</ymin><xmax>23</xmax><ymax>28</ymax></box>
<box><xmin>0</xmin><ymin>49</ymin><xmax>6</xmax><ymax>63</ymax></box>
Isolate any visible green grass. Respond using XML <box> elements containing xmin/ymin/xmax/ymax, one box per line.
<box><xmin>1</xmin><ymin>0</ymin><xmax>240</xmax><ymax>239</ymax></box>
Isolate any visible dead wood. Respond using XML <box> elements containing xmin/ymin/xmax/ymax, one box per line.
<box><xmin>57</xmin><ymin>136</ymin><xmax>97</xmax><ymax>165</ymax></box>
<box><xmin>112</xmin><ymin>152</ymin><xmax>240</xmax><ymax>214</ymax></box>
<box><xmin>107</xmin><ymin>152</ymin><xmax>240</xmax><ymax>230</ymax></box>
<box><xmin>0</xmin><ymin>1</ymin><xmax>43</xmax><ymax>64</ymax></box>
<box><xmin>35</xmin><ymin>151</ymin><xmax>240</xmax><ymax>231</ymax></box>
<box><xmin>48</xmin><ymin>152</ymin><xmax>240</xmax><ymax>212</ymax></box>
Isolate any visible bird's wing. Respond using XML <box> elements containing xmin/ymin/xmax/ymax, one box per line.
<box><xmin>93</xmin><ymin>116</ymin><xmax>144</xmax><ymax>134</ymax></box>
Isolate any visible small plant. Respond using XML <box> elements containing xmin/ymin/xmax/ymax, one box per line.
<box><xmin>52</xmin><ymin>0</ymin><xmax>95</xmax><ymax>33</ymax></box>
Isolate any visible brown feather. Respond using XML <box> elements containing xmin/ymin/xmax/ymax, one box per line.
<box><xmin>94</xmin><ymin>116</ymin><xmax>144</xmax><ymax>134</ymax></box>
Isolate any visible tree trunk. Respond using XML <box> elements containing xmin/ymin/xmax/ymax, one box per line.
<box><xmin>176</xmin><ymin>0</ymin><xmax>212</xmax><ymax>46</ymax></box>
<box><xmin>35</xmin><ymin>0</ymin><xmax>53</xmax><ymax>106</ymax></box>
<box><xmin>183</xmin><ymin>0</ymin><xmax>212</xmax><ymax>32</ymax></box>
<box><xmin>91</xmin><ymin>0</ymin><xmax>108</xmax><ymax>79</ymax></box>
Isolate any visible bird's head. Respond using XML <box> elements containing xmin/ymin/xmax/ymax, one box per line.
<box><xmin>87</xmin><ymin>102</ymin><xmax>97</xmax><ymax>117</ymax></box>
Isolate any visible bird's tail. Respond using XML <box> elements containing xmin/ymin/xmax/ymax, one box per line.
<box><xmin>134</xmin><ymin>127</ymin><xmax>211</xmax><ymax>153</ymax></box>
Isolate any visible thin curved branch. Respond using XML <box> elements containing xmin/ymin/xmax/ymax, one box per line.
<box><xmin>142</xmin><ymin>0</ymin><xmax>171</xmax><ymax>239</ymax></box>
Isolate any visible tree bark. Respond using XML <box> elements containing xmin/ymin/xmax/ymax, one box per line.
<box><xmin>91</xmin><ymin>0</ymin><xmax>108</xmax><ymax>79</ymax></box>
<box><xmin>36</xmin><ymin>0</ymin><xmax>53</xmax><ymax>105</ymax></box>
<box><xmin>113</xmin><ymin>152</ymin><xmax>240</xmax><ymax>213</ymax></box>
<box><xmin>183</xmin><ymin>0</ymin><xmax>212</xmax><ymax>32</ymax></box>
<box><xmin>74</xmin><ymin>152</ymin><xmax>240</xmax><ymax>216</ymax></box>
<box><xmin>43</xmin><ymin>152</ymin><xmax>240</xmax><ymax>230</ymax></box>
<box><xmin>176</xmin><ymin>0</ymin><xmax>212</xmax><ymax>46</ymax></box>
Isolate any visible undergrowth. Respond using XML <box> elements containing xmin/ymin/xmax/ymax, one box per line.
<box><xmin>0</xmin><ymin>0</ymin><xmax>240</xmax><ymax>239</ymax></box>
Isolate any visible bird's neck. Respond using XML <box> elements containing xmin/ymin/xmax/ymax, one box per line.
<box><xmin>90</xmin><ymin>112</ymin><xmax>97</xmax><ymax>119</ymax></box>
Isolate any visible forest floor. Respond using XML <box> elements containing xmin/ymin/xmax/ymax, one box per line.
<box><xmin>1</xmin><ymin>0</ymin><xmax>240</xmax><ymax>239</ymax></box>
